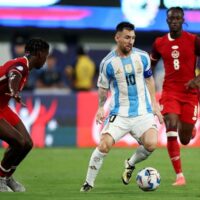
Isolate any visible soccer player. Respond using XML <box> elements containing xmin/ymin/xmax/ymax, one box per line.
<box><xmin>80</xmin><ymin>22</ymin><xmax>163</xmax><ymax>192</ymax></box>
<box><xmin>150</xmin><ymin>7</ymin><xmax>200</xmax><ymax>186</ymax></box>
<box><xmin>0</xmin><ymin>38</ymin><xmax>49</xmax><ymax>192</ymax></box>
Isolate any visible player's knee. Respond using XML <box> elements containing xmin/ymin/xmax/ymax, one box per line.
<box><xmin>179</xmin><ymin>137</ymin><xmax>190</xmax><ymax>145</ymax></box>
<box><xmin>98</xmin><ymin>142</ymin><xmax>111</xmax><ymax>153</ymax></box>
<box><xmin>143</xmin><ymin>136</ymin><xmax>157</xmax><ymax>152</ymax></box>
<box><xmin>98</xmin><ymin>134</ymin><xmax>114</xmax><ymax>153</ymax></box>
<box><xmin>144</xmin><ymin>141</ymin><xmax>157</xmax><ymax>152</ymax></box>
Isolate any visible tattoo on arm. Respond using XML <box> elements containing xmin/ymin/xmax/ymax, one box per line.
<box><xmin>98</xmin><ymin>88</ymin><xmax>108</xmax><ymax>107</ymax></box>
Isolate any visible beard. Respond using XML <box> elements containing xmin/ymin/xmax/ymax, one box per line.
<box><xmin>121</xmin><ymin>46</ymin><xmax>132</xmax><ymax>55</ymax></box>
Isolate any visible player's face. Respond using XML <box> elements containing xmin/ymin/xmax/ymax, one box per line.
<box><xmin>35</xmin><ymin>50</ymin><xmax>49</xmax><ymax>69</ymax></box>
<box><xmin>167</xmin><ymin>10</ymin><xmax>184</xmax><ymax>32</ymax></box>
<box><xmin>115</xmin><ymin>29</ymin><xmax>135</xmax><ymax>55</ymax></box>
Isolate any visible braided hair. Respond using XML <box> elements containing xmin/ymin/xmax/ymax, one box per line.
<box><xmin>25</xmin><ymin>38</ymin><xmax>49</xmax><ymax>56</ymax></box>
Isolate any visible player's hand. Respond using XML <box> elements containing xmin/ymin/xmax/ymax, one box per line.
<box><xmin>96</xmin><ymin>107</ymin><xmax>105</xmax><ymax>124</ymax></box>
<box><xmin>185</xmin><ymin>78</ymin><xmax>200</xmax><ymax>89</ymax></box>
<box><xmin>152</xmin><ymin>103</ymin><xmax>164</xmax><ymax>124</ymax></box>
<box><xmin>5</xmin><ymin>92</ymin><xmax>26</xmax><ymax>107</ymax></box>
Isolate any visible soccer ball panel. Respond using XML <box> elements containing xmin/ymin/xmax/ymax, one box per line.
<box><xmin>136</xmin><ymin>167</ymin><xmax>160</xmax><ymax>191</ymax></box>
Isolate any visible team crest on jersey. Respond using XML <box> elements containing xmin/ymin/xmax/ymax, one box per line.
<box><xmin>171</xmin><ymin>50</ymin><xmax>179</xmax><ymax>59</ymax></box>
<box><xmin>125</xmin><ymin>64</ymin><xmax>132</xmax><ymax>73</ymax></box>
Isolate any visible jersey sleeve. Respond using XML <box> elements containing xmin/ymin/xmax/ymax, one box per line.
<box><xmin>9</xmin><ymin>64</ymin><xmax>28</xmax><ymax>77</ymax></box>
<box><xmin>150</xmin><ymin>40</ymin><xmax>161</xmax><ymax>61</ymax></box>
<box><xmin>195</xmin><ymin>36</ymin><xmax>200</xmax><ymax>56</ymax></box>
<box><xmin>141</xmin><ymin>54</ymin><xmax>153</xmax><ymax>78</ymax></box>
<box><xmin>97</xmin><ymin>60</ymin><xmax>113</xmax><ymax>89</ymax></box>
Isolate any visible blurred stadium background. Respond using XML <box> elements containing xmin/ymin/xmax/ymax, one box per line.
<box><xmin>0</xmin><ymin>0</ymin><xmax>200</xmax><ymax>148</ymax></box>
<box><xmin>1</xmin><ymin>1</ymin><xmax>200</xmax><ymax>199</ymax></box>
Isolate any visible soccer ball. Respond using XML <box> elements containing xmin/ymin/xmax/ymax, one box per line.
<box><xmin>136</xmin><ymin>167</ymin><xmax>161</xmax><ymax>191</ymax></box>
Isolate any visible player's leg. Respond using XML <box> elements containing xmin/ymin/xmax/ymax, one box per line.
<box><xmin>178</xmin><ymin>101</ymin><xmax>198</xmax><ymax>145</ymax></box>
<box><xmin>160</xmin><ymin>94</ymin><xmax>185</xmax><ymax>185</ymax></box>
<box><xmin>80</xmin><ymin>133</ymin><xmax>114</xmax><ymax>192</ymax></box>
<box><xmin>9</xmin><ymin>121</ymin><xmax>33</xmax><ymax>171</ymax></box>
<box><xmin>6</xmin><ymin>121</ymin><xmax>33</xmax><ymax>192</ymax></box>
<box><xmin>122</xmin><ymin>114</ymin><xmax>157</xmax><ymax>185</ymax></box>
<box><xmin>81</xmin><ymin>115</ymin><xmax>128</xmax><ymax>192</ymax></box>
<box><xmin>0</xmin><ymin>119</ymin><xmax>26</xmax><ymax>192</ymax></box>
<box><xmin>178</xmin><ymin>122</ymin><xmax>194</xmax><ymax>145</ymax></box>
<box><xmin>164</xmin><ymin>113</ymin><xmax>186</xmax><ymax>186</ymax></box>
<box><xmin>0</xmin><ymin>119</ymin><xmax>26</xmax><ymax>173</ymax></box>
<box><xmin>1</xmin><ymin>107</ymin><xmax>33</xmax><ymax>192</ymax></box>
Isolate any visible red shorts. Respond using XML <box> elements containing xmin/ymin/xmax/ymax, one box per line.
<box><xmin>0</xmin><ymin>105</ymin><xmax>21</xmax><ymax>126</ymax></box>
<box><xmin>159</xmin><ymin>92</ymin><xmax>199</xmax><ymax>124</ymax></box>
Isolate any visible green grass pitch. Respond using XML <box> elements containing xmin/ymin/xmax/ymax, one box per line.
<box><xmin>0</xmin><ymin>147</ymin><xmax>200</xmax><ymax>200</ymax></box>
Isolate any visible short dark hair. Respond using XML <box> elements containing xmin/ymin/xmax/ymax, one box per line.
<box><xmin>115</xmin><ymin>22</ymin><xmax>135</xmax><ymax>33</ymax></box>
<box><xmin>25</xmin><ymin>38</ymin><xmax>49</xmax><ymax>56</ymax></box>
<box><xmin>76</xmin><ymin>46</ymin><xmax>85</xmax><ymax>55</ymax></box>
<box><xmin>167</xmin><ymin>7</ymin><xmax>184</xmax><ymax>16</ymax></box>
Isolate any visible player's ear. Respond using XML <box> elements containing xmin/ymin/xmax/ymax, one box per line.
<box><xmin>166</xmin><ymin>18</ymin><xmax>169</xmax><ymax>25</ymax></box>
<box><xmin>115</xmin><ymin>33</ymin><xmax>119</xmax><ymax>43</ymax></box>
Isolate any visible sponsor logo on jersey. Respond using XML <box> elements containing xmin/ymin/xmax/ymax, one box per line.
<box><xmin>16</xmin><ymin>66</ymin><xmax>24</xmax><ymax>71</ymax></box>
<box><xmin>115</xmin><ymin>68</ymin><xmax>122</xmax><ymax>75</ymax></box>
<box><xmin>171</xmin><ymin>50</ymin><xmax>180</xmax><ymax>59</ymax></box>
<box><xmin>171</xmin><ymin>45</ymin><xmax>179</xmax><ymax>50</ymax></box>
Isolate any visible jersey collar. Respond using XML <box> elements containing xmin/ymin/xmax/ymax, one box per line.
<box><xmin>23</xmin><ymin>56</ymin><xmax>30</xmax><ymax>68</ymax></box>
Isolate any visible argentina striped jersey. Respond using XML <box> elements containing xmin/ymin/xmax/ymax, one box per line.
<box><xmin>97</xmin><ymin>48</ymin><xmax>153</xmax><ymax>117</ymax></box>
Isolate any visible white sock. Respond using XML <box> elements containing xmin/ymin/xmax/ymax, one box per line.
<box><xmin>128</xmin><ymin>145</ymin><xmax>152</xmax><ymax>166</ymax></box>
<box><xmin>85</xmin><ymin>148</ymin><xmax>107</xmax><ymax>187</ymax></box>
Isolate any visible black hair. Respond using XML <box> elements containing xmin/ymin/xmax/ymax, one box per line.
<box><xmin>167</xmin><ymin>7</ymin><xmax>184</xmax><ymax>16</ymax></box>
<box><xmin>76</xmin><ymin>46</ymin><xmax>85</xmax><ymax>55</ymax></box>
<box><xmin>115</xmin><ymin>22</ymin><xmax>135</xmax><ymax>33</ymax></box>
<box><xmin>25</xmin><ymin>38</ymin><xmax>49</xmax><ymax>56</ymax></box>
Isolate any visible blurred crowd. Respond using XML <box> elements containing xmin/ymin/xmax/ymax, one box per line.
<box><xmin>10</xmin><ymin>35</ymin><xmax>200</xmax><ymax>93</ymax></box>
<box><xmin>9</xmin><ymin>34</ymin><xmax>106</xmax><ymax>93</ymax></box>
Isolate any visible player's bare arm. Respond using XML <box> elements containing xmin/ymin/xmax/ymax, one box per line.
<box><xmin>185</xmin><ymin>36</ymin><xmax>200</xmax><ymax>89</ymax></box>
<box><xmin>145</xmin><ymin>76</ymin><xmax>163</xmax><ymax>124</ymax></box>
<box><xmin>96</xmin><ymin>87</ymin><xmax>108</xmax><ymax>124</ymax></box>
<box><xmin>6</xmin><ymin>70</ymin><xmax>26</xmax><ymax>106</ymax></box>
<box><xmin>185</xmin><ymin>75</ymin><xmax>200</xmax><ymax>89</ymax></box>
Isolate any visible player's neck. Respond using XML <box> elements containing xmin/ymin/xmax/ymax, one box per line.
<box><xmin>169</xmin><ymin>30</ymin><xmax>182</xmax><ymax>39</ymax></box>
<box><xmin>116</xmin><ymin>49</ymin><xmax>131</xmax><ymax>58</ymax></box>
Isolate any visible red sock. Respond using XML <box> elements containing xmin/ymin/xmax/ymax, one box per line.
<box><xmin>167</xmin><ymin>136</ymin><xmax>182</xmax><ymax>174</ymax></box>
<box><xmin>0</xmin><ymin>168</ymin><xmax>7</xmax><ymax>177</ymax></box>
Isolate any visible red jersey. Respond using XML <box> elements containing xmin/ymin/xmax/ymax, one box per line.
<box><xmin>0</xmin><ymin>57</ymin><xmax>29</xmax><ymax>107</ymax></box>
<box><xmin>151</xmin><ymin>31</ymin><xmax>200</xmax><ymax>94</ymax></box>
